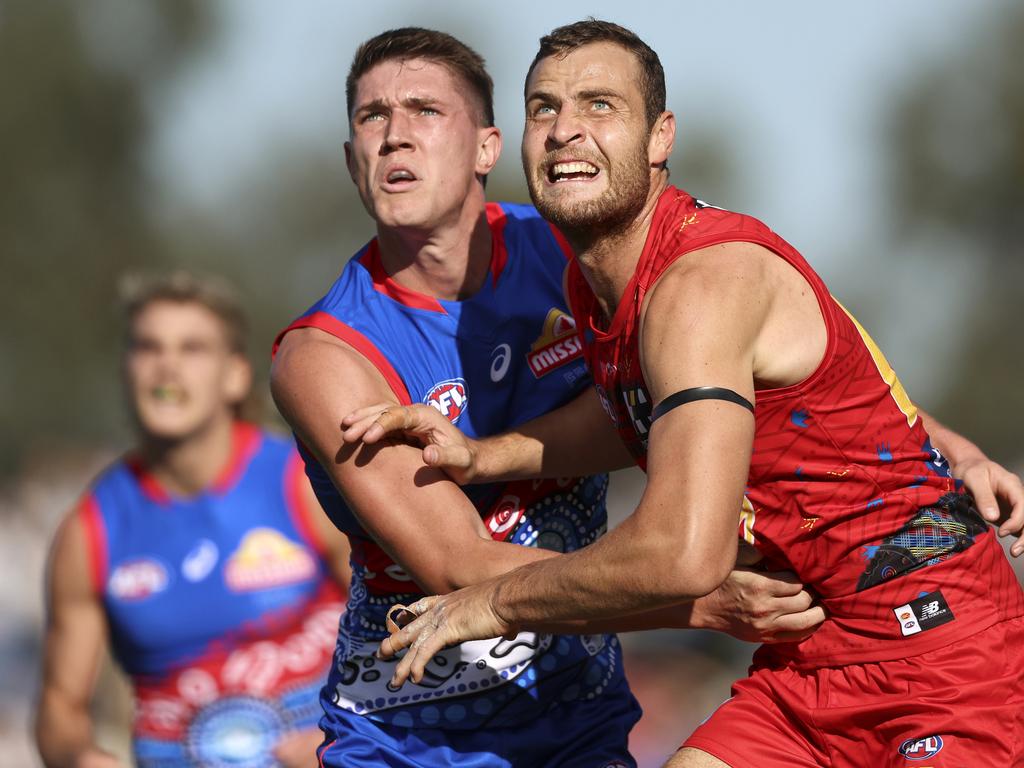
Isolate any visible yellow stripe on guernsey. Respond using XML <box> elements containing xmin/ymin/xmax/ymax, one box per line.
<box><xmin>739</xmin><ymin>496</ymin><xmax>756</xmax><ymax>545</ymax></box>
<box><xmin>835</xmin><ymin>300</ymin><xmax>918</xmax><ymax>427</ymax></box>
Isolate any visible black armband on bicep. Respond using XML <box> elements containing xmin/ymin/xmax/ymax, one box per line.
<box><xmin>650</xmin><ymin>386</ymin><xmax>755</xmax><ymax>422</ymax></box>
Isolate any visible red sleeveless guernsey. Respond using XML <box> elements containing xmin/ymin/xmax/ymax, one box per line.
<box><xmin>565</xmin><ymin>185</ymin><xmax>1023</xmax><ymax>668</ymax></box>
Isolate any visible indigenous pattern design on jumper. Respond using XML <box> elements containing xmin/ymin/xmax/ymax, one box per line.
<box><xmin>80</xmin><ymin>424</ymin><xmax>345</xmax><ymax>768</ymax></box>
<box><xmin>565</xmin><ymin>185</ymin><xmax>1024</xmax><ymax>668</ymax></box>
<box><xmin>276</xmin><ymin>202</ymin><xmax>631</xmax><ymax>732</ymax></box>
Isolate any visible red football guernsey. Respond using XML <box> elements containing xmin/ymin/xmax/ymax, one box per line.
<box><xmin>565</xmin><ymin>185</ymin><xmax>1023</xmax><ymax>667</ymax></box>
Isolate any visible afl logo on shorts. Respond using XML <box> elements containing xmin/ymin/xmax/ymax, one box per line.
<box><xmin>899</xmin><ymin>735</ymin><xmax>943</xmax><ymax>760</ymax></box>
<box><xmin>424</xmin><ymin>378</ymin><xmax>468</xmax><ymax>423</ymax></box>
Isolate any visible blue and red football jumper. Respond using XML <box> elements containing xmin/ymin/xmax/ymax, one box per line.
<box><xmin>276</xmin><ymin>202</ymin><xmax>640</xmax><ymax>768</ymax></box>
<box><xmin>565</xmin><ymin>185</ymin><xmax>1024</xmax><ymax>767</ymax></box>
<box><xmin>79</xmin><ymin>423</ymin><xmax>346</xmax><ymax>768</ymax></box>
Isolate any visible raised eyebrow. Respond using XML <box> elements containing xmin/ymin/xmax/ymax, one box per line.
<box><xmin>354</xmin><ymin>98</ymin><xmax>390</xmax><ymax>117</ymax></box>
<box><xmin>404</xmin><ymin>96</ymin><xmax>440</xmax><ymax>109</ymax></box>
<box><xmin>525</xmin><ymin>89</ymin><xmax>560</xmax><ymax>106</ymax></box>
<box><xmin>576</xmin><ymin>89</ymin><xmax>626</xmax><ymax>103</ymax></box>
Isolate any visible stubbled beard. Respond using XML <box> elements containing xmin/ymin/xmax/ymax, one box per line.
<box><xmin>525</xmin><ymin>143</ymin><xmax>650</xmax><ymax>241</ymax></box>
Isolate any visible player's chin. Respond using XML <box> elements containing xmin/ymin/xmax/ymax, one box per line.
<box><xmin>137</xmin><ymin>410</ymin><xmax>205</xmax><ymax>441</ymax></box>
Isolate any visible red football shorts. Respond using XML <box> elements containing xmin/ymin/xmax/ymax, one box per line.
<box><xmin>682</xmin><ymin>616</ymin><xmax>1024</xmax><ymax>767</ymax></box>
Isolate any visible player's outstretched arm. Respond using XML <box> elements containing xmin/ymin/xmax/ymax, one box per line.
<box><xmin>379</xmin><ymin>564</ymin><xmax>826</xmax><ymax>687</ymax></box>
<box><xmin>271</xmin><ymin>328</ymin><xmax>560</xmax><ymax>595</ymax></box>
<box><xmin>918</xmin><ymin>409</ymin><xmax>1024</xmax><ymax>555</ymax></box>
<box><xmin>342</xmin><ymin>385</ymin><xmax>633</xmax><ymax>484</ymax></box>
<box><xmin>36</xmin><ymin>511</ymin><xmax>125</xmax><ymax>768</ymax></box>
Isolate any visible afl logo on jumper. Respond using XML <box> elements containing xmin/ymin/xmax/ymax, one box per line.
<box><xmin>527</xmin><ymin>308</ymin><xmax>583</xmax><ymax>378</ymax></box>
<box><xmin>224</xmin><ymin>528</ymin><xmax>316</xmax><ymax>592</ymax></box>
<box><xmin>424</xmin><ymin>378</ymin><xmax>468</xmax><ymax>423</ymax></box>
<box><xmin>899</xmin><ymin>735</ymin><xmax>943</xmax><ymax>760</ymax></box>
<box><xmin>108</xmin><ymin>558</ymin><xmax>169</xmax><ymax>601</ymax></box>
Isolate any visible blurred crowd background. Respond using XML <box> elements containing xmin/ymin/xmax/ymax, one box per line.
<box><xmin>2</xmin><ymin>1</ymin><xmax>1022</xmax><ymax>766</ymax></box>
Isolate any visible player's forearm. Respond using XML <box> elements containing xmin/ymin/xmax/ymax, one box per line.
<box><xmin>474</xmin><ymin>390</ymin><xmax>632</xmax><ymax>481</ymax></box>
<box><xmin>36</xmin><ymin>697</ymin><xmax>109</xmax><ymax>768</ymax></box>
<box><xmin>516</xmin><ymin>600</ymin><xmax>702</xmax><ymax>634</ymax></box>
<box><xmin>416</xmin><ymin>536</ymin><xmax>560</xmax><ymax>594</ymax></box>
<box><xmin>490</xmin><ymin>511</ymin><xmax>734</xmax><ymax>628</ymax></box>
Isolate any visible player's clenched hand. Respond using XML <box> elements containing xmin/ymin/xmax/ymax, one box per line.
<box><xmin>952</xmin><ymin>456</ymin><xmax>1024</xmax><ymax>556</ymax></box>
<box><xmin>693</xmin><ymin>567</ymin><xmax>826</xmax><ymax>643</ymax></box>
<box><xmin>341</xmin><ymin>403</ymin><xmax>479</xmax><ymax>485</ymax></box>
<box><xmin>378</xmin><ymin>584</ymin><xmax>516</xmax><ymax>688</ymax></box>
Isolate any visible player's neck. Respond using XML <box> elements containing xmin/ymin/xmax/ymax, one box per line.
<box><xmin>138</xmin><ymin>414</ymin><xmax>236</xmax><ymax>498</ymax></box>
<box><xmin>570</xmin><ymin>175</ymin><xmax>667</xmax><ymax>323</ymax></box>
<box><xmin>375</xmin><ymin>196</ymin><xmax>492</xmax><ymax>302</ymax></box>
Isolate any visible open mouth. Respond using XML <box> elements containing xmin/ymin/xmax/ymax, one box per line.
<box><xmin>384</xmin><ymin>168</ymin><xmax>417</xmax><ymax>187</ymax></box>
<box><xmin>151</xmin><ymin>384</ymin><xmax>186</xmax><ymax>405</ymax></box>
<box><xmin>548</xmin><ymin>161</ymin><xmax>600</xmax><ymax>183</ymax></box>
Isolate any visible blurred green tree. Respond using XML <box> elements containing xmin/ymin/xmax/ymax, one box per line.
<box><xmin>0</xmin><ymin>1</ymin><xmax>212</xmax><ymax>478</ymax></box>
<box><xmin>886</xmin><ymin>3</ymin><xmax>1024</xmax><ymax>463</ymax></box>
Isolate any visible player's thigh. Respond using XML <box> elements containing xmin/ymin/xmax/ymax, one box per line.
<box><xmin>664</xmin><ymin>747</ymin><xmax>731</xmax><ymax>767</ymax></box>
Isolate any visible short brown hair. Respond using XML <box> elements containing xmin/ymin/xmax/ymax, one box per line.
<box><xmin>527</xmin><ymin>19</ymin><xmax>666</xmax><ymax>129</ymax></box>
<box><xmin>119</xmin><ymin>271</ymin><xmax>248</xmax><ymax>355</ymax></box>
<box><xmin>346</xmin><ymin>27</ymin><xmax>495</xmax><ymax>128</ymax></box>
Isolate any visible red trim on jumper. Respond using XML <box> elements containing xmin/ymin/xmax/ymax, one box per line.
<box><xmin>359</xmin><ymin>240</ymin><xmax>447</xmax><ymax>313</ymax></box>
<box><xmin>77</xmin><ymin>495</ymin><xmax>108</xmax><ymax>595</ymax></box>
<box><xmin>274</xmin><ymin>311</ymin><xmax>413</xmax><ymax>405</ymax></box>
<box><xmin>284</xmin><ymin>448</ymin><xmax>327</xmax><ymax>558</ymax></box>
<box><xmin>548</xmin><ymin>223</ymin><xmax>574</xmax><ymax>260</ymax></box>
<box><xmin>125</xmin><ymin>456</ymin><xmax>172</xmax><ymax>504</ymax></box>
<box><xmin>485</xmin><ymin>202</ymin><xmax>510</xmax><ymax>286</ymax></box>
<box><xmin>125</xmin><ymin>422</ymin><xmax>259</xmax><ymax>503</ymax></box>
<box><xmin>210</xmin><ymin>422</ymin><xmax>261</xmax><ymax>494</ymax></box>
<box><xmin>317</xmin><ymin>739</ymin><xmax>337</xmax><ymax>768</ymax></box>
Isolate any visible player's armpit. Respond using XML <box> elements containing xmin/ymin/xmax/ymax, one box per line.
<box><xmin>271</xmin><ymin>328</ymin><xmax>556</xmax><ymax>594</ymax></box>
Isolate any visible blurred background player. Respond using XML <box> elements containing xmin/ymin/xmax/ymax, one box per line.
<box><xmin>35</xmin><ymin>272</ymin><xmax>350</xmax><ymax>768</ymax></box>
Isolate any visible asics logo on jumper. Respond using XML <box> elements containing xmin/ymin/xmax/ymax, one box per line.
<box><xmin>490</xmin><ymin>344</ymin><xmax>512</xmax><ymax>382</ymax></box>
<box><xmin>182</xmin><ymin>539</ymin><xmax>218</xmax><ymax>582</ymax></box>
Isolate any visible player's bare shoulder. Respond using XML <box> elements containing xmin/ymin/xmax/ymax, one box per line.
<box><xmin>273</xmin><ymin>328</ymin><xmax>395</xmax><ymax>403</ymax></box>
<box><xmin>271</xmin><ymin>327</ymin><xmax>403</xmax><ymax>453</ymax></box>
<box><xmin>45</xmin><ymin>505</ymin><xmax>95</xmax><ymax>605</ymax></box>
<box><xmin>640</xmin><ymin>242</ymin><xmax>775</xmax><ymax>350</ymax></box>
<box><xmin>646</xmin><ymin>241</ymin><xmax>826</xmax><ymax>390</ymax></box>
